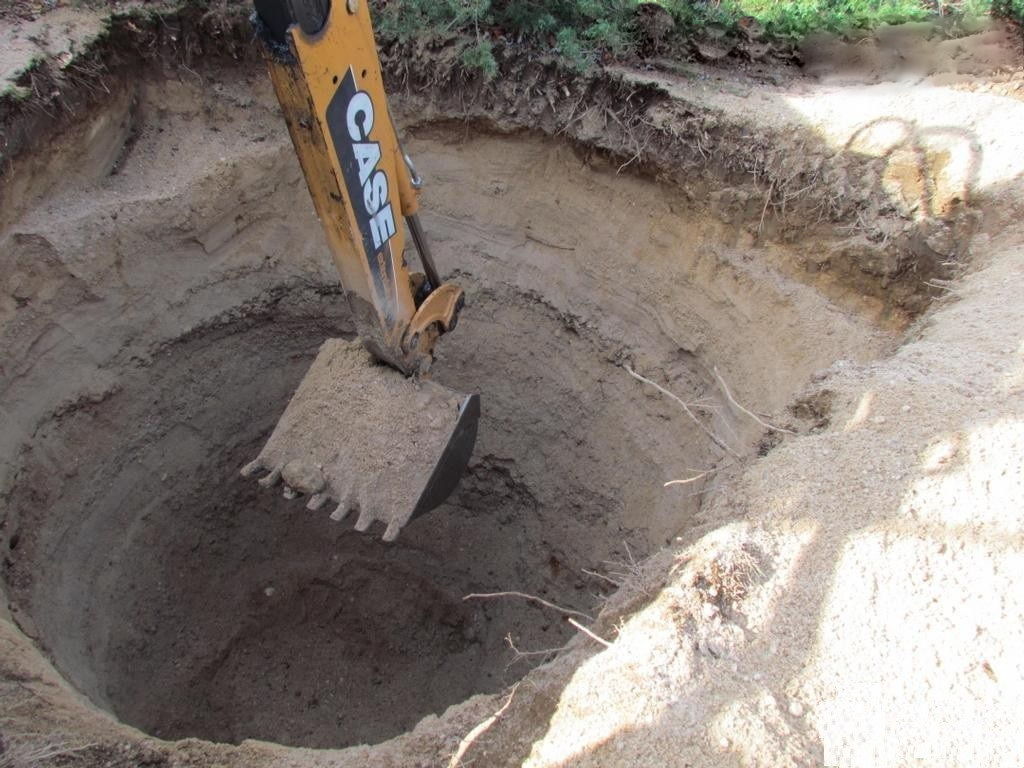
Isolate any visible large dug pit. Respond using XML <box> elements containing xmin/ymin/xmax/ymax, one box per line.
<box><xmin>1</xmin><ymin>66</ymin><xmax>889</xmax><ymax>750</ymax></box>
<box><xmin>8</xmin><ymin>281</ymin><xmax>728</xmax><ymax>749</ymax></box>
<box><xmin>10</xmin><ymin>287</ymin><xmax>697</xmax><ymax>748</ymax></box>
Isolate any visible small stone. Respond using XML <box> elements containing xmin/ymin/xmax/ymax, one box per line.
<box><xmin>872</xmin><ymin>415</ymin><xmax>886</xmax><ymax>424</ymax></box>
<box><xmin>901</xmin><ymin>404</ymin><xmax>911</xmax><ymax>413</ymax></box>
<box><xmin>788</xmin><ymin>700</ymin><xmax>805</xmax><ymax>717</ymax></box>
<box><xmin>925</xmin><ymin>226</ymin><xmax>958</xmax><ymax>258</ymax></box>
<box><xmin>282</xmin><ymin>459</ymin><xmax>325</xmax><ymax>494</ymax></box>
<box><xmin>719</xmin><ymin>737</ymin><xmax>731</xmax><ymax>749</ymax></box>
<box><xmin>701</xmin><ymin>602</ymin><xmax>719</xmax><ymax>620</ymax></box>
<box><xmin>264</xmin><ymin>586</ymin><xmax>276</xmax><ymax>597</ymax></box>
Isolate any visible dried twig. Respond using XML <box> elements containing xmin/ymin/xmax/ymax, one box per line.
<box><xmin>665</xmin><ymin>461</ymin><xmax>735</xmax><ymax>489</ymax></box>
<box><xmin>923</xmin><ymin>279</ymin><xmax>955</xmax><ymax>293</ymax></box>
<box><xmin>600</xmin><ymin>541</ymin><xmax>657</xmax><ymax>597</ymax></box>
<box><xmin>506</xmin><ymin>633</ymin><xmax>570</xmax><ymax>662</ymax></box>
<box><xmin>582</xmin><ymin>568</ymin><xmax>621</xmax><ymax>586</ymax></box>
<box><xmin>625</xmin><ymin>366</ymin><xmax>739</xmax><ymax>457</ymax></box>
<box><xmin>525</xmin><ymin>231</ymin><xmax>576</xmax><ymax>251</ymax></box>
<box><xmin>623</xmin><ymin>541</ymin><xmax>639</xmax><ymax>574</ymax></box>
<box><xmin>758</xmin><ymin>179</ymin><xmax>775</xmax><ymax>234</ymax></box>
<box><xmin>568</xmin><ymin>618</ymin><xmax>613</xmax><ymax>648</ymax></box>
<box><xmin>464</xmin><ymin>591</ymin><xmax>593</xmax><ymax>621</ymax></box>
<box><xmin>448</xmin><ymin>683</ymin><xmax>520</xmax><ymax>768</ymax></box>
<box><xmin>617</xmin><ymin>132</ymin><xmax>652</xmax><ymax>174</ymax></box>
<box><xmin>712</xmin><ymin>366</ymin><xmax>795</xmax><ymax>435</ymax></box>
<box><xmin>664</xmin><ymin>469</ymin><xmax>714</xmax><ymax>486</ymax></box>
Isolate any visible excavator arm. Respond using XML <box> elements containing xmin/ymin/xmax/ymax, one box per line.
<box><xmin>252</xmin><ymin>0</ymin><xmax>462</xmax><ymax>374</ymax></box>
<box><xmin>241</xmin><ymin>0</ymin><xmax>479</xmax><ymax>542</ymax></box>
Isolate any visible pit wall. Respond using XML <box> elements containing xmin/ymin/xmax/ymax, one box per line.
<box><xmin>4</xmin><ymin>8</ymin><xmax>1011</xmax><ymax>323</ymax></box>
<box><xmin>387</xmin><ymin>47</ymin><xmax>1008</xmax><ymax>324</ymax></box>
<box><xmin>0</xmin><ymin>63</ymin><xmax>883</xmax><ymax>640</ymax></box>
<box><xmin>0</xmin><ymin>51</ymin><xmax>910</xmax><ymax>517</ymax></box>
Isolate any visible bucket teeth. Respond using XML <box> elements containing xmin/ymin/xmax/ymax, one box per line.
<box><xmin>326</xmin><ymin>485</ymin><xmax>358</xmax><ymax>522</ymax></box>
<box><xmin>257</xmin><ymin>465</ymin><xmax>283</xmax><ymax>488</ymax></box>
<box><xmin>239</xmin><ymin>339</ymin><xmax>479</xmax><ymax>543</ymax></box>
<box><xmin>241</xmin><ymin>450</ymin><xmax>397</xmax><ymax>533</ymax></box>
<box><xmin>353</xmin><ymin>507</ymin><xmax>374</xmax><ymax>533</ymax></box>
<box><xmin>240</xmin><ymin>459</ymin><xmax>263</xmax><ymax>478</ymax></box>
<box><xmin>329</xmin><ymin>501</ymin><xmax>351</xmax><ymax>522</ymax></box>
<box><xmin>383</xmin><ymin>520</ymin><xmax>402</xmax><ymax>543</ymax></box>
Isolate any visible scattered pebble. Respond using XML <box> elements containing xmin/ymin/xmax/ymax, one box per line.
<box><xmin>788</xmin><ymin>700</ymin><xmax>805</xmax><ymax>717</ymax></box>
<box><xmin>264</xmin><ymin>586</ymin><xmax>276</xmax><ymax>597</ymax></box>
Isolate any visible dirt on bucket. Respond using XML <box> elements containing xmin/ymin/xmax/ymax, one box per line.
<box><xmin>241</xmin><ymin>337</ymin><xmax>476</xmax><ymax>542</ymax></box>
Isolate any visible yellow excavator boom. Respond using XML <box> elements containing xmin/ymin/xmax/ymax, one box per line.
<box><xmin>254</xmin><ymin>0</ymin><xmax>462</xmax><ymax>372</ymax></box>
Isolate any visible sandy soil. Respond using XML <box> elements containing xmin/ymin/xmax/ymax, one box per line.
<box><xmin>0</xmin><ymin>8</ymin><xmax>1022</xmax><ymax>768</ymax></box>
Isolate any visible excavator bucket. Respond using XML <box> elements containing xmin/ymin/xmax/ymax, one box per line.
<box><xmin>241</xmin><ymin>339</ymin><xmax>479</xmax><ymax>541</ymax></box>
<box><xmin>246</xmin><ymin>0</ymin><xmax>479</xmax><ymax>537</ymax></box>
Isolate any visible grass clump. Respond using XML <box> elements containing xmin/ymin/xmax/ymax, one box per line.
<box><xmin>992</xmin><ymin>0</ymin><xmax>1024</xmax><ymax>22</ymax></box>
<box><xmin>740</xmin><ymin>0</ymin><xmax>1000</xmax><ymax>39</ymax></box>
<box><xmin>374</xmin><ymin>0</ymin><xmax>640</xmax><ymax>71</ymax></box>
<box><xmin>740</xmin><ymin>0</ymin><xmax>930</xmax><ymax>38</ymax></box>
<box><xmin>460</xmin><ymin>38</ymin><xmax>499</xmax><ymax>79</ymax></box>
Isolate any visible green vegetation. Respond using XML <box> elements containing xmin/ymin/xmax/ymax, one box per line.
<box><xmin>741</xmin><ymin>0</ymin><xmax>928</xmax><ymax>38</ymax></box>
<box><xmin>992</xmin><ymin>0</ymin><xmax>1024</xmax><ymax>23</ymax></box>
<box><xmin>371</xmin><ymin>0</ymin><xmax>1008</xmax><ymax>75</ymax></box>
<box><xmin>373</xmin><ymin>0</ymin><xmax>641</xmax><ymax>74</ymax></box>
<box><xmin>741</xmin><ymin>0</ymin><xmax>998</xmax><ymax>38</ymax></box>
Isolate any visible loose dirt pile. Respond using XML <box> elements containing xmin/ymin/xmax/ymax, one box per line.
<box><xmin>1</xmin><ymin>9</ymin><xmax>1022</xmax><ymax>768</ymax></box>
